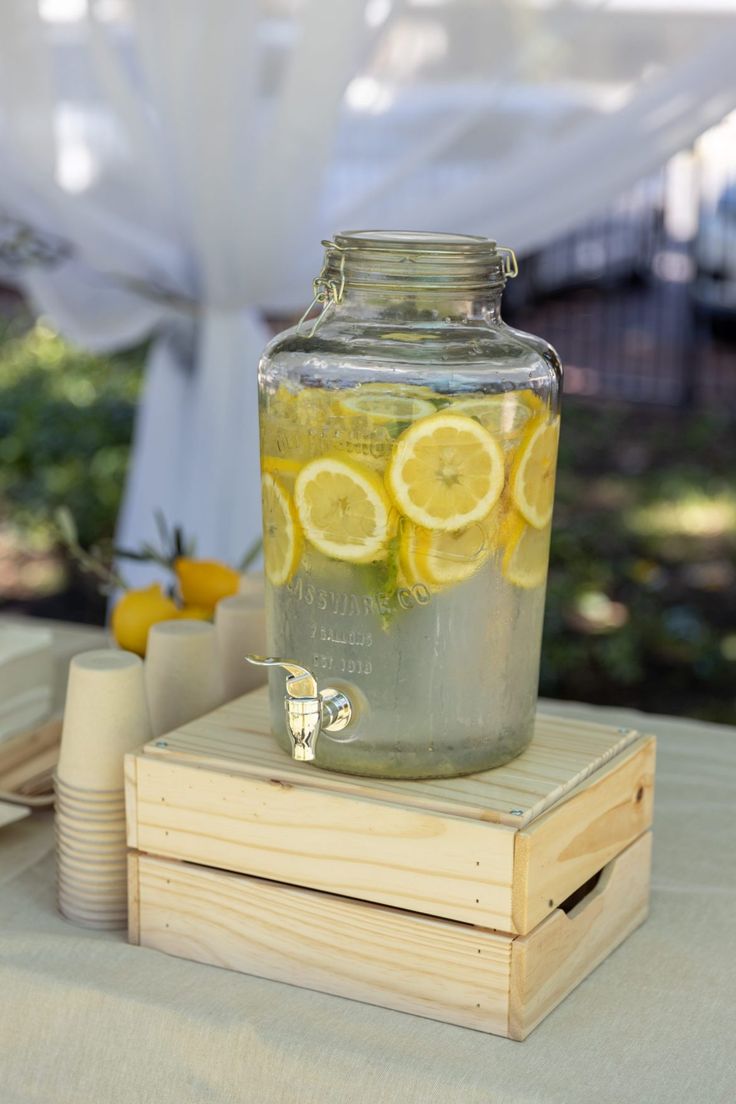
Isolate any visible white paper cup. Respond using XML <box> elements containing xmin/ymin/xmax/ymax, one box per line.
<box><xmin>56</xmin><ymin>833</ymin><xmax>126</xmax><ymax>857</ymax></box>
<box><xmin>56</xmin><ymin>815</ymin><xmax>126</xmax><ymax>832</ymax></box>
<box><xmin>215</xmin><ymin>594</ymin><xmax>267</xmax><ymax>701</ymax></box>
<box><xmin>55</xmin><ymin>821</ymin><xmax>126</xmax><ymax>845</ymax></box>
<box><xmin>145</xmin><ymin>620</ymin><xmax>225</xmax><ymax>738</ymax></box>
<box><xmin>57</xmin><ymin>876</ymin><xmax>127</xmax><ymax>900</ymax></box>
<box><xmin>238</xmin><ymin>572</ymin><xmax>265</xmax><ymax>601</ymax></box>
<box><xmin>55</xmin><ymin>800</ymin><xmax>126</xmax><ymax>822</ymax></box>
<box><xmin>55</xmin><ymin>799</ymin><xmax>125</xmax><ymax>819</ymax></box>
<box><xmin>55</xmin><ymin>776</ymin><xmax>125</xmax><ymax>800</ymax></box>
<box><xmin>58</xmin><ymin>900</ymin><xmax>127</xmax><ymax>927</ymax></box>
<box><xmin>57</xmin><ymin>866</ymin><xmax>127</xmax><ymax>888</ymax></box>
<box><xmin>56</xmin><ymin>837</ymin><xmax>127</xmax><ymax>865</ymax></box>
<box><xmin>58</xmin><ymin>912</ymin><xmax>127</xmax><ymax>931</ymax></box>
<box><xmin>57</xmin><ymin>651</ymin><xmax>151</xmax><ymax>790</ymax></box>
<box><xmin>58</xmin><ymin>884</ymin><xmax>127</xmax><ymax>908</ymax></box>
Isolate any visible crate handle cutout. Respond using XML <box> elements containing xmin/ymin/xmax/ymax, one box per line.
<box><xmin>558</xmin><ymin>868</ymin><xmax>603</xmax><ymax>916</ymax></box>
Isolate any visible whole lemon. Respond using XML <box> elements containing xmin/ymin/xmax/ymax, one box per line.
<box><xmin>176</xmin><ymin>606</ymin><xmax>211</xmax><ymax>622</ymax></box>
<box><xmin>111</xmin><ymin>584</ymin><xmax>180</xmax><ymax>657</ymax></box>
<box><xmin>174</xmin><ymin>558</ymin><xmax>240</xmax><ymax>613</ymax></box>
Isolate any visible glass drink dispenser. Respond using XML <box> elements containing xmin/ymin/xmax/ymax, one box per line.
<box><xmin>246</xmin><ymin>231</ymin><xmax>561</xmax><ymax>779</ymax></box>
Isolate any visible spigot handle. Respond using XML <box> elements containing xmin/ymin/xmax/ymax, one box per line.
<box><xmin>244</xmin><ymin>653</ymin><xmax>352</xmax><ymax>763</ymax></box>
<box><xmin>244</xmin><ymin>655</ymin><xmax>317</xmax><ymax>699</ymax></box>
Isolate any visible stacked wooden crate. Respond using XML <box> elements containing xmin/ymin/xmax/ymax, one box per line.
<box><xmin>126</xmin><ymin>689</ymin><xmax>655</xmax><ymax>1039</ymax></box>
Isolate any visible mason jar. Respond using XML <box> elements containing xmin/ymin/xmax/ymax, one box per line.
<box><xmin>249</xmin><ymin>231</ymin><xmax>561</xmax><ymax>779</ymax></box>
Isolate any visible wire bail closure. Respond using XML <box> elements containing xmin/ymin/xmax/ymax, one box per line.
<box><xmin>298</xmin><ymin>236</ymin><xmax>518</xmax><ymax>338</ymax></box>
<box><xmin>498</xmin><ymin>246</ymin><xmax>518</xmax><ymax>279</ymax></box>
<box><xmin>297</xmin><ymin>242</ymin><xmax>346</xmax><ymax>336</ymax></box>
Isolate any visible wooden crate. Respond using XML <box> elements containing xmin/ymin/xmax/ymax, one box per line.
<box><xmin>126</xmin><ymin>687</ymin><xmax>655</xmax><ymax>1038</ymax></box>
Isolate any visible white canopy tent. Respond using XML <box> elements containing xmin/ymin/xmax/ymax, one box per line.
<box><xmin>1</xmin><ymin>0</ymin><xmax>735</xmax><ymax>573</ymax></box>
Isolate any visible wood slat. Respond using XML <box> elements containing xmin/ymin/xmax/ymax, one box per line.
<box><xmin>135</xmin><ymin>852</ymin><xmax>514</xmax><ymax>1036</ymax></box>
<box><xmin>512</xmin><ymin>737</ymin><xmax>655</xmax><ymax>934</ymax></box>
<box><xmin>129</xmin><ymin>754</ymin><xmax>518</xmax><ymax>931</ymax></box>
<box><xmin>143</xmin><ymin>687</ymin><xmax>640</xmax><ymax>828</ymax></box>
<box><xmin>508</xmin><ymin>832</ymin><xmax>652</xmax><ymax>1040</ymax></box>
<box><xmin>130</xmin><ymin>831</ymin><xmax>652</xmax><ymax>1039</ymax></box>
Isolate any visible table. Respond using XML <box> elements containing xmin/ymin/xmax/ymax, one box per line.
<box><xmin>0</xmin><ymin>620</ymin><xmax>734</xmax><ymax>1104</ymax></box>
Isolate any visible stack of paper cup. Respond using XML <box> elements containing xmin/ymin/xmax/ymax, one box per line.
<box><xmin>215</xmin><ymin>594</ymin><xmax>268</xmax><ymax>701</ymax></box>
<box><xmin>55</xmin><ymin>650</ymin><xmax>151</xmax><ymax>929</ymax></box>
<box><xmin>145</xmin><ymin>620</ymin><xmax>226</xmax><ymax>738</ymax></box>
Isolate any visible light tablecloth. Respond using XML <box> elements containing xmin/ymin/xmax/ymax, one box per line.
<box><xmin>1</xmin><ymin>650</ymin><xmax>734</xmax><ymax>1103</ymax></box>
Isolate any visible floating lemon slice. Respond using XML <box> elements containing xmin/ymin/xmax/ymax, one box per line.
<box><xmin>501</xmin><ymin>513</ymin><xmax>551</xmax><ymax>589</ymax></box>
<box><xmin>295</xmin><ymin>388</ymin><xmax>337</xmax><ymax>421</ymax></box>
<box><xmin>449</xmin><ymin>391</ymin><xmax>533</xmax><ymax>439</ymax></box>
<box><xmin>509</xmin><ymin>417</ymin><xmax>559</xmax><ymax>529</ymax></box>
<box><xmin>262</xmin><ymin>455</ymin><xmax>302</xmax><ymax>487</ymax></box>
<box><xmin>357</xmin><ymin>380</ymin><xmax>439</xmax><ymax>398</ymax></box>
<box><xmin>386</xmin><ymin>412</ymin><xmax>505</xmax><ymax>531</ymax></box>
<box><xmin>400</xmin><ymin>520</ymin><xmax>490</xmax><ymax>587</ymax></box>
<box><xmin>398</xmin><ymin>521</ymin><xmax>427</xmax><ymax>587</ymax></box>
<box><xmin>262</xmin><ymin>472</ymin><xmax>302</xmax><ymax>586</ymax></box>
<box><xmin>338</xmin><ymin>390</ymin><xmax>436</xmax><ymax>424</ymax></box>
<box><xmin>294</xmin><ymin>455</ymin><xmax>395</xmax><ymax>563</ymax></box>
<box><xmin>520</xmin><ymin>389</ymin><xmax>549</xmax><ymax>416</ymax></box>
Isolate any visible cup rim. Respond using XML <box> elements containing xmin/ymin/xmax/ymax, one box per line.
<box><xmin>59</xmin><ymin>909</ymin><xmax>128</xmax><ymax>927</ymax></box>
<box><xmin>55</xmin><ymin>775</ymin><xmax>124</xmax><ymax>798</ymax></box>
<box><xmin>57</xmin><ymin>883</ymin><xmax>126</xmax><ymax>900</ymax></box>
<box><xmin>56</xmin><ymin>847</ymin><xmax>126</xmax><ymax>864</ymax></box>
<box><xmin>56</xmin><ymin>843</ymin><xmax>128</xmax><ymax>866</ymax></box>
<box><xmin>55</xmin><ymin>809</ymin><xmax>127</xmax><ymax>825</ymax></box>
<box><xmin>57</xmin><ymin>872</ymin><xmax>128</xmax><ymax>890</ymax></box>
<box><xmin>55</xmin><ymin>815</ymin><xmax>126</xmax><ymax>834</ymax></box>
<box><xmin>58</xmin><ymin>904</ymin><xmax>128</xmax><ymax>925</ymax></box>
<box><xmin>56</xmin><ymin>822</ymin><xmax>127</xmax><ymax>835</ymax></box>
<box><xmin>57</xmin><ymin>882</ymin><xmax>126</xmax><ymax>902</ymax></box>
<box><xmin>57</xmin><ymin>880</ymin><xmax>127</xmax><ymax>901</ymax></box>
<box><xmin>56</xmin><ymin>790</ymin><xmax>126</xmax><ymax>808</ymax></box>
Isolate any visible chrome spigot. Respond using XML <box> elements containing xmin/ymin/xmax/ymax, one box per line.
<box><xmin>244</xmin><ymin>655</ymin><xmax>352</xmax><ymax>762</ymax></box>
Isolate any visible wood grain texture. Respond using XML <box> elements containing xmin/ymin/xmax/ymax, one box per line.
<box><xmin>127</xmin><ymin>850</ymin><xmax>140</xmax><ymax>945</ymax></box>
<box><xmin>135</xmin><ymin>853</ymin><xmax>514</xmax><ymax>1036</ymax></box>
<box><xmin>141</xmin><ymin>686</ymin><xmax>641</xmax><ymax>827</ymax></box>
<box><xmin>133</xmin><ymin>755</ymin><xmax>517</xmax><ymax>930</ymax></box>
<box><xmin>133</xmin><ymin>834</ymin><xmax>652</xmax><ymax>1039</ymax></box>
<box><xmin>508</xmin><ymin>832</ymin><xmax>652</xmax><ymax>1040</ymax></box>
<box><xmin>124</xmin><ymin>753</ymin><xmax>139</xmax><ymax>852</ymax></box>
<box><xmin>512</xmin><ymin>737</ymin><xmax>655</xmax><ymax>934</ymax></box>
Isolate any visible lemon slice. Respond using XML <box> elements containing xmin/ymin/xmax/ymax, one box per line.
<box><xmin>262</xmin><ymin>455</ymin><xmax>302</xmax><ymax>487</ymax></box>
<box><xmin>386</xmin><ymin>412</ymin><xmax>505</xmax><ymax>531</ymax></box>
<box><xmin>520</xmin><ymin>389</ymin><xmax>549</xmax><ymax>416</ymax></box>
<box><xmin>338</xmin><ymin>390</ymin><xmax>436</xmax><ymax>424</ymax></box>
<box><xmin>509</xmin><ymin>417</ymin><xmax>559</xmax><ymax>529</ymax></box>
<box><xmin>358</xmin><ymin>380</ymin><xmax>439</xmax><ymax>398</ymax></box>
<box><xmin>400</xmin><ymin>521</ymin><xmax>490</xmax><ymax>587</ymax></box>
<box><xmin>501</xmin><ymin>514</ymin><xmax>551</xmax><ymax>589</ymax></box>
<box><xmin>296</xmin><ymin>386</ymin><xmax>334</xmax><ymax>420</ymax></box>
<box><xmin>262</xmin><ymin>472</ymin><xmax>302</xmax><ymax>586</ymax></box>
<box><xmin>450</xmin><ymin>391</ymin><xmax>533</xmax><ymax>439</ymax></box>
<box><xmin>294</xmin><ymin>455</ymin><xmax>395</xmax><ymax>563</ymax></box>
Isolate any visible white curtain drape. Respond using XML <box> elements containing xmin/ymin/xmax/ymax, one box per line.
<box><xmin>1</xmin><ymin>0</ymin><xmax>735</xmax><ymax>572</ymax></box>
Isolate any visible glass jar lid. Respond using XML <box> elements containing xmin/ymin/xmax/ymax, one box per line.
<box><xmin>318</xmin><ymin>230</ymin><xmax>517</xmax><ymax>298</ymax></box>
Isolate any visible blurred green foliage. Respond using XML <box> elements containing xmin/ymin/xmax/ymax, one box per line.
<box><xmin>543</xmin><ymin>402</ymin><xmax>736</xmax><ymax>722</ymax></box>
<box><xmin>0</xmin><ymin>314</ymin><xmax>144</xmax><ymax>546</ymax></box>
<box><xmin>1</xmin><ymin>314</ymin><xmax>735</xmax><ymax>721</ymax></box>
